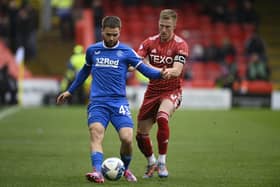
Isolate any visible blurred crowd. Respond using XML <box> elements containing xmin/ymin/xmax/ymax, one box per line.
<box><xmin>0</xmin><ymin>0</ymin><xmax>39</xmax><ymax>60</ymax></box>
<box><xmin>180</xmin><ymin>0</ymin><xmax>270</xmax><ymax>90</ymax></box>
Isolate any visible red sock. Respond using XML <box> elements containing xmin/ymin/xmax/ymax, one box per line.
<box><xmin>136</xmin><ymin>132</ymin><xmax>153</xmax><ymax>157</ymax></box>
<box><xmin>156</xmin><ymin>111</ymin><xmax>169</xmax><ymax>155</ymax></box>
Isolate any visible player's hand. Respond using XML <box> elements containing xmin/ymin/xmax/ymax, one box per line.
<box><xmin>161</xmin><ymin>66</ymin><xmax>171</xmax><ymax>79</ymax></box>
<box><xmin>56</xmin><ymin>91</ymin><xmax>72</xmax><ymax>105</ymax></box>
<box><xmin>128</xmin><ymin>66</ymin><xmax>135</xmax><ymax>72</ymax></box>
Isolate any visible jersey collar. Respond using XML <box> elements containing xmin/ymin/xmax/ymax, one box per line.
<box><xmin>102</xmin><ymin>41</ymin><xmax>120</xmax><ymax>49</ymax></box>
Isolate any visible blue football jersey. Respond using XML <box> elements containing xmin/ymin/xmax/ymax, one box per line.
<box><xmin>85</xmin><ymin>41</ymin><xmax>142</xmax><ymax>99</ymax></box>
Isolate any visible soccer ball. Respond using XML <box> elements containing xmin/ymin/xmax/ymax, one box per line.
<box><xmin>101</xmin><ymin>157</ymin><xmax>125</xmax><ymax>181</ymax></box>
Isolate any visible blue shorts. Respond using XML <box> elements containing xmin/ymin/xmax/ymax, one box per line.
<box><xmin>87</xmin><ymin>98</ymin><xmax>134</xmax><ymax>131</ymax></box>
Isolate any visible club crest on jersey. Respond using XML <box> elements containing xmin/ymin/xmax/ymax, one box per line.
<box><xmin>150</xmin><ymin>54</ymin><xmax>173</xmax><ymax>64</ymax></box>
<box><xmin>96</xmin><ymin>57</ymin><xmax>119</xmax><ymax>68</ymax></box>
<box><xmin>116</xmin><ymin>50</ymin><xmax>124</xmax><ymax>57</ymax></box>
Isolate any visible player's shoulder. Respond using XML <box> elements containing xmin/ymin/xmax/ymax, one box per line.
<box><xmin>173</xmin><ymin>34</ymin><xmax>187</xmax><ymax>44</ymax></box>
<box><xmin>147</xmin><ymin>34</ymin><xmax>160</xmax><ymax>41</ymax></box>
<box><xmin>140</xmin><ymin>34</ymin><xmax>160</xmax><ymax>47</ymax></box>
<box><xmin>86</xmin><ymin>42</ymin><xmax>103</xmax><ymax>52</ymax></box>
<box><xmin>118</xmin><ymin>42</ymin><xmax>139</xmax><ymax>55</ymax></box>
<box><xmin>173</xmin><ymin>34</ymin><xmax>189</xmax><ymax>50</ymax></box>
<box><xmin>118</xmin><ymin>42</ymin><xmax>133</xmax><ymax>50</ymax></box>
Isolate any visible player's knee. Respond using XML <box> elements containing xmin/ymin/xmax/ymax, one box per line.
<box><xmin>120</xmin><ymin>132</ymin><xmax>133</xmax><ymax>146</ymax></box>
<box><xmin>156</xmin><ymin>111</ymin><xmax>169</xmax><ymax>127</ymax></box>
<box><xmin>89</xmin><ymin>125</ymin><xmax>104</xmax><ymax>141</ymax></box>
<box><xmin>121</xmin><ymin>137</ymin><xmax>133</xmax><ymax>146</ymax></box>
<box><xmin>136</xmin><ymin>132</ymin><xmax>149</xmax><ymax>147</ymax></box>
<box><xmin>136</xmin><ymin>132</ymin><xmax>148</xmax><ymax>141</ymax></box>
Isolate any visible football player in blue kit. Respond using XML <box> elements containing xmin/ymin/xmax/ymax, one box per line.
<box><xmin>56</xmin><ymin>16</ymin><xmax>169</xmax><ymax>183</ymax></box>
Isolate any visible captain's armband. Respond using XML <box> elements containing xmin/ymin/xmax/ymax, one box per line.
<box><xmin>174</xmin><ymin>54</ymin><xmax>186</xmax><ymax>64</ymax></box>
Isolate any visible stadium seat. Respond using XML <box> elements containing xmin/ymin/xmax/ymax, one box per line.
<box><xmin>233</xmin><ymin>80</ymin><xmax>273</xmax><ymax>94</ymax></box>
<box><xmin>228</xmin><ymin>23</ymin><xmax>244</xmax><ymax>42</ymax></box>
<box><xmin>184</xmin><ymin>15</ymin><xmax>200</xmax><ymax>30</ymax></box>
<box><xmin>237</xmin><ymin>62</ymin><xmax>247</xmax><ymax>79</ymax></box>
<box><xmin>191</xmin><ymin>62</ymin><xmax>207</xmax><ymax>81</ymax></box>
<box><xmin>200</xmin><ymin>15</ymin><xmax>211</xmax><ymax>24</ymax></box>
<box><xmin>183</xmin><ymin>80</ymin><xmax>216</xmax><ymax>88</ymax></box>
<box><xmin>205</xmin><ymin>62</ymin><xmax>222</xmax><ymax>80</ymax></box>
<box><xmin>247</xmin><ymin>81</ymin><xmax>273</xmax><ymax>94</ymax></box>
<box><xmin>243</xmin><ymin>23</ymin><xmax>256</xmax><ymax>40</ymax></box>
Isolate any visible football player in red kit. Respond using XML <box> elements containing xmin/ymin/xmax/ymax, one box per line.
<box><xmin>135</xmin><ymin>9</ymin><xmax>189</xmax><ymax>178</ymax></box>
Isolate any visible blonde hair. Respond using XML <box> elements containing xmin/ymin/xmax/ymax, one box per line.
<box><xmin>159</xmin><ymin>9</ymin><xmax>177</xmax><ymax>23</ymax></box>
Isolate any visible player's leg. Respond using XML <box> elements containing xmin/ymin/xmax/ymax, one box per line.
<box><xmin>86</xmin><ymin>122</ymin><xmax>106</xmax><ymax>183</ymax></box>
<box><xmin>111</xmin><ymin>102</ymin><xmax>137</xmax><ymax>182</ymax></box>
<box><xmin>86</xmin><ymin>103</ymin><xmax>109</xmax><ymax>183</ymax></box>
<box><xmin>156</xmin><ymin>90</ymin><xmax>182</xmax><ymax>178</ymax></box>
<box><xmin>156</xmin><ymin>99</ymin><xmax>174</xmax><ymax>178</ymax></box>
<box><xmin>136</xmin><ymin>119</ymin><xmax>158</xmax><ymax>178</ymax></box>
<box><xmin>118</xmin><ymin>127</ymin><xmax>137</xmax><ymax>182</ymax></box>
<box><xmin>136</xmin><ymin>95</ymin><xmax>160</xmax><ymax>178</ymax></box>
<box><xmin>136</xmin><ymin>119</ymin><xmax>156</xmax><ymax>163</ymax></box>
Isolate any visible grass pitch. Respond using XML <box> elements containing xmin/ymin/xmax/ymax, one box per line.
<box><xmin>0</xmin><ymin>106</ymin><xmax>279</xmax><ymax>187</ymax></box>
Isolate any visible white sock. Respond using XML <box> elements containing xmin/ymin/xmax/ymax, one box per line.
<box><xmin>147</xmin><ymin>154</ymin><xmax>156</xmax><ymax>165</ymax></box>
<box><xmin>158</xmin><ymin>154</ymin><xmax>166</xmax><ymax>164</ymax></box>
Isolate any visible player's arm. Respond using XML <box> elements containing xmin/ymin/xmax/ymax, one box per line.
<box><xmin>67</xmin><ymin>64</ymin><xmax>91</xmax><ymax>94</ymax></box>
<box><xmin>128</xmin><ymin>41</ymin><xmax>150</xmax><ymax>72</ymax></box>
<box><xmin>165</xmin><ymin>54</ymin><xmax>187</xmax><ymax>78</ymax></box>
<box><xmin>134</xmin><ymin>61</ymin><xmax>168</xmax><ymax>79</ymax></box>
<box><xmin>128</xmin><ymin>56</ymin><xmax>150</xmax><ymax>72</ymax></box>
<box><xmin>128</xmin><ymin>46</ymin><xmax>168</xmax><ymax>79</ymax></box>
<box><xmin>67</xmin><ymin>47</ymin><xmax>94</xmax><ymax>94</ymax></box>
<box><xmin>56</xmin><ymin>64</ymin><xmax>91</xmax><ymax>104</ymax></box>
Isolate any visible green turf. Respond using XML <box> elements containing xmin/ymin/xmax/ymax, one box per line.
<box><xmin>0</xmin><ymin>107</ymin><xmax>280</xmax><ymax>187</ymax></box>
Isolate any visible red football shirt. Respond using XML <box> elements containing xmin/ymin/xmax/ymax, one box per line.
<box><xmin>137</xmin><ymin>34</ymin><xmax>189</xmax><ymax>93</ymax></box>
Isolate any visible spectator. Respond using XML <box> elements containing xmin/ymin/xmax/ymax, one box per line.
<box><xmin>211</xmin><ymin>3</ymin><xmax>228</xmax><ymax>23</ymax></box>
<box><xmin>217</xmin><ymin>55</ymin><xmax>239</xmax><ymax>88</ymax></box>
<box><xmin>247</xmin><ymin>53</ymin><xmax>269</xmax><ymax>81</ymax></box>
<box><xmin>16</xmin><ymin>2</ymin><xmax>39</xmax><ymax>60</ymax></box>
<box><xmin>225</xmin><ymin>3</ymin><xmax>240</xmax><ymax>23</ymax></box>
<box><xmin>92</xmin><ymin>0</ymin><xmax>104</xmax><ymax>42</ymax></box>
<box><xmin>244</xmin><ymin>32</ymin><xmax>267</xmax><ymax>62</ymax></box>
<box><xmin>219</xmin><ymin>37</ymin><xmax>236</xmax><ymax>63</ymax></box>
<box><xmin>203</xmin><ymin>40</ymin><xmax>221</xmax><ymax>62</ymax></box>
<box><xmin>7</xmin><ymin>0</ymin><xmax>19</xmax><ymax>53</ymax></box>
<box><xmin>238</xmin><ymin>0</ymin><xmax>259</xmax><ymax>28</ymax></box>
<box><xmin>190</xmin><ymin>43</ymin><xmax>205</xmax><ymax>62</ymax></box>
<box><xmin>51</xmin><ymin>0</ymin><xmax>74</xmax><ymax>40</ymax></box>
<box><xmin>0</xmin><ymin>1</ymin><xmax>10</xmax><ymax>46</ymax></box>
<box><xmin>0</xmin><ymin>64</ymin><xmax>18</xmax><ymax>105</ymax></box>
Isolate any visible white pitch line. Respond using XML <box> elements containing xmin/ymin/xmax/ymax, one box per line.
<box><xmin>0</xmin><ymin>106</ymin><xmax>21</xmax><ymax>120</ymax></box>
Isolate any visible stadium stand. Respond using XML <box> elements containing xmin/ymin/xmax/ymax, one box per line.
<box><xmin>0</xmin><ymin>40</ymin><xmax>32</xmax><ymax>79</ymax></box>
<box><xmin>92</xmin><ymin>0</ymin><xmax>272</xmax><ymax>92</ymax></box>
<box><xmin>0</xmin><ymin>0</ymin><xmax>277</xmax><ymax>95</ymax></box>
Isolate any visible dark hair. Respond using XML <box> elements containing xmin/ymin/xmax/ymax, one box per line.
<box><xmin>102</xmin><ymin>16</ymin><xmax>121</xmax><ymax>29</ymax></box>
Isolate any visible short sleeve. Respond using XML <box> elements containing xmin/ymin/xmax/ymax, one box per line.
<box><xmin>137</xmin><ymin>39</ymin><xmax>149</xmax><ymax>58</ymax></box>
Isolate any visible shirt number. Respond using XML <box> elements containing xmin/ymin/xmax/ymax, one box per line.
<box><xmin>119</xmin><ymin>105</ymin><xmax>131</xmax><ymax>115</ymax></box>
